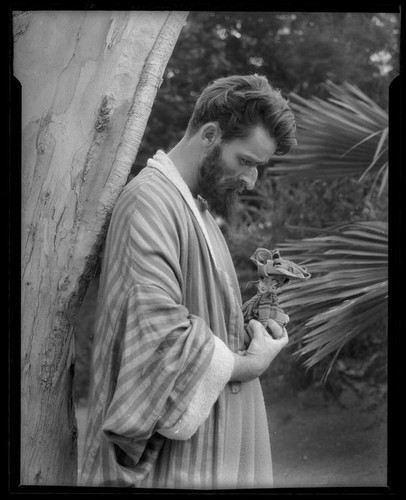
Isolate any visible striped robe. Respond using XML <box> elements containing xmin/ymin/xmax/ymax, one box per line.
<box><xmin>79</xmin><ymin>151</ymin><xmax>273</xmax><ymax>489</ymax></box>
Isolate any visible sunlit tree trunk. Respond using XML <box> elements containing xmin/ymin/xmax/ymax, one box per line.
<box><xmin>14</xmin><ymin>9</ymin><xmax>188</xmax><ymax>485</ymax></box>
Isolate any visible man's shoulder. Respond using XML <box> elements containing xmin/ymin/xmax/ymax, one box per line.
<box><xmin>118</xmin><ymin>166</ymin><xmax>185</xmax><ymax>217</ymax></box>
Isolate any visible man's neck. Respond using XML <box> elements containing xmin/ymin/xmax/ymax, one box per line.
<box><xmin>167</xmin><ymin>137</ymin><xmax>202</xmax><ymax>196</ymax></box>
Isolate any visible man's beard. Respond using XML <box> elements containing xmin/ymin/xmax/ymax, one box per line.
<box><xmin>197</xmin><ymin>145</ymin><xmax>246</xmax><ymax>227</ymax></box>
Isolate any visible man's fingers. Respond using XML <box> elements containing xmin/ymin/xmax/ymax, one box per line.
<box><xmin>247</xmin><ymin>319</ymin><xmax>289</xmax><ymax>348</ymax></box>
<box><xmin>246</xmin><ymin>319</ymin><xmax>263</xmax><ymax>337</ymax></box>
<box><xmin>265</xmin><ymin>319</ymin><xmax>289</xmax><ymax>346</ymax></box>
<box><xmin>267</xmin><ymin>317</ymin><xmax>285</xmax><ymax>339</ymax></box>
<box><xmin>278</xmin><ymin>327</ymin><xmax>289</xmax><ymax>346</ymax></box>
<box><xmin>281</xmin><ymin>313</ymin><xmax>290</xmax><ymax>326</ymax></box>
<box><xmin>264</xmin><ymin>327</ymin><xmax>289</xmax><ymax>349</ymax></box>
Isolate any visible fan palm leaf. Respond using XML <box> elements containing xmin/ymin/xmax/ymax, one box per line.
<box><xmin>237</xmin><ymin>83</ymin><xmax>389</xmax><ymax>379</ymax></box>
<box><xmin>277</xmin><ymin>221</ymin><xmax>388</xmax><ymax>379</ymax></box>
<box><xmin>270</xmin><ymin>81</ymin><xmax>388</xmax><ymax>196</ymax></box>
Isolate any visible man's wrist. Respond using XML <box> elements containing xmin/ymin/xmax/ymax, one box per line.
<box><xmin>229</xmin><ymin>352</ymin><xmax>260</xmax><ymax>382</ymax></box>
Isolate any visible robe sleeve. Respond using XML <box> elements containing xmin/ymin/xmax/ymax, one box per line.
<box><xmin>157</xmin><ymin>336</ymin><xmax>234</xmax><ymax>440</ymax></box>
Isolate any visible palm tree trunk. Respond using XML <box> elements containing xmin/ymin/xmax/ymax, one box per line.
<box><xmin>14</xmin><ymin>9</ymin><xmax>188</xmax><ymax>485</ymax></box>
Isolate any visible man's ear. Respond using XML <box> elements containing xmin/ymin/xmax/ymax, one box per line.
<box><xmin>200</xmin><ymin>122</ymin><xmax>221</xmax><ymax>148</ymax></box>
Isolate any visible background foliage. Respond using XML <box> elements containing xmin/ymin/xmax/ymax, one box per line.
<box><xmin>133</xmin><ymin>11</ymin><xmax>399</xmax><ymax>174</ymax></box>
<box><xmin>74</xmin><ymin>11</ymin><xmax>399</xmax><ymax>402</ymax></box>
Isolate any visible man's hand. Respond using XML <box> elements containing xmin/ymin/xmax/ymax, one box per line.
<box><xmin>230</xmin><ymin>319</ymin><xmax>288</xmax><ymax>383</ymax></box>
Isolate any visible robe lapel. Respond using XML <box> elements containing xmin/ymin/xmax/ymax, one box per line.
<box><xmin>146</xmin><ymin>150</ymin><xmax>221</xmax><ymax>270</ymax></box>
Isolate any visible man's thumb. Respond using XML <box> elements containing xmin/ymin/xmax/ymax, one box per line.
<box><xmin>247</xmin><ymin>319</ymin><xmax>262</xmax><ymax>338</ymax></box>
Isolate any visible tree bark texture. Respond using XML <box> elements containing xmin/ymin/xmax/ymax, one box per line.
<box><xmin>14</xmin><ymin>10</ymin><xmax>188</xmax><ymax>485</ymax></box>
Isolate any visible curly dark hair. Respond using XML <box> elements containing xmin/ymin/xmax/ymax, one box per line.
<box><xmin>186</xmin><ymin>74</ymin><xmax>297</xmax><ymax>156</ymax></box>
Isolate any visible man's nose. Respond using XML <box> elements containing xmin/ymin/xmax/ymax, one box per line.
<box><xmin>241</xmin><ymin>168</ymin><xmax>258</xmax><ymax>190</ymax></box>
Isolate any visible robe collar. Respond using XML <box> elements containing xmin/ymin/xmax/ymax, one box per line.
<box><xmin>146</xmin><ymin>150</ymin><xmax>220</xmax><ymax>269</ymax></box>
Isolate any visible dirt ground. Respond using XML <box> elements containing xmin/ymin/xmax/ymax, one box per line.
<box><xmin>75</xmin><ymin>379</ymin><xmax>387</xmax><ymax>489</ymax></box>
<box><xmin>264</xmin><ymin>384</ymin><xmax>387</xmax><ymax>488</ymax></box>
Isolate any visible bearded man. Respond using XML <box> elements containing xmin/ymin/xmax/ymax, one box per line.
<box><xmin>80</xmin><ymin>74</ymin><xmax>297</xmax><ymax>489</ymax></box>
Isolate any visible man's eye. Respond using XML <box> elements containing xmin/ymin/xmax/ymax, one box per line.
<box><xmin>240</xmin><ymin>158</ymin><xmax>256</xmax><ymax>167</ymax></box>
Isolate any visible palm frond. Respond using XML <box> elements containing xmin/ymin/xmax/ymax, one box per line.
<box><xmin>270</xmin><ymin>81</ymin><xmax>388</xmax><ymax>196</ymax></box>
<box><xmin>276</xmin><ymin>221</ymin><xmax>388</xmax><ymax>376</ymax></box>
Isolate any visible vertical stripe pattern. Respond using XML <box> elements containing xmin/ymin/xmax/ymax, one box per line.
<box><xmin>80</xmin><ymin>158</ymin><xmax>246</xmax><ymax>488</ymax></box>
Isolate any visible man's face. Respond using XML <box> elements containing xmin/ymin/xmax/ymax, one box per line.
<box><xmin>197</xmin><ymin>126</ymin><xmax>277</xmax><ymax>225</ymax></box>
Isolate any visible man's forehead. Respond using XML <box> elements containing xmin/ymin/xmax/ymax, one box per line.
<box><xmin>234</xmin><ymin>127</ymin><xmax>277</xmax><ymax>162</ymax></box>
